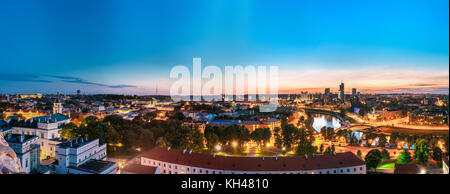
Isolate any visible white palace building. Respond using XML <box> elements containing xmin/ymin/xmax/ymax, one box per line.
<box><xmin>55</xmin><ymin>137</ymin><xmax>117</xmax><ymax>174</ymax></box>
<box><xmin>139</xmin><ymin>147</ymin><xmax>366</xmax><ymax>174</ymax></box>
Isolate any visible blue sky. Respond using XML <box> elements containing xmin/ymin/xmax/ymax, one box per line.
<box><xmin>0</xmin><ymin>0</ymin><xmax>448</xmax><ymax>95</ymax></box>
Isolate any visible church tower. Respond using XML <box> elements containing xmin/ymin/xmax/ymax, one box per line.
<box><xmin>53</xmin><ymin>99</ymin><xmax>63</xmax><ymax>114</ymax></box>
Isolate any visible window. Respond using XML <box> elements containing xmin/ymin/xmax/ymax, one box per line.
<box><xmin>360</xmin><ymin>167</ymin><xmax>363</xmax><ymax>170</ymax></box>
<box><xmin>354</xmin><ymin>168</ymin><xmax>356</xmax><ymax>171</ymax></box>
<box><xmin>347</xmin><ymin>169</ymin><xmax>350</xmax><ymax>173</ymax></box>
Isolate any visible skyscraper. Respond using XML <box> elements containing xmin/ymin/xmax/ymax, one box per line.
<box><xmin>324</xmin><ymin>88</ymin><xmax>330</xmax><ymax>104</ymax></box>
<box><xmin>352</xmin><ymin>88</ymin><xmax>357</xmax><ymax>96</ymax></box>
<box><xmin>338</xmin><ymin>82</ymin><xmax>345</xmax><ymax>101</ymax></box>
<box><xmin>324</xmin><ymin>88</ymin><xmax>330</xmax><ymax>95</ymax></box>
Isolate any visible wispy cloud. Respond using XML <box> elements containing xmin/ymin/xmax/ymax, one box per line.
<box><xmin>48</xmin><ymin>75</ymin><xmax>136</xmax><ymax>88</ymax></box>
<box><xmin>409</xmin><ymin>83</ymin><xmax>440</xmax><ymax>87</ymax></box>
<box><xmin>0</xmin><ymin>73</ymin><xmax>135</xmax><ymax>89</ymax></box>
<box><xmin>0</xmin><ymin>73</ymin><xmax>52</xmax><ymax>83</ymax></box>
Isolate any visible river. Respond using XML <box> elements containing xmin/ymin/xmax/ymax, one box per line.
<box><xmin>311</xmin><ymin>114</ymin><xmax>342</xmax><ymax>133</ymax></box>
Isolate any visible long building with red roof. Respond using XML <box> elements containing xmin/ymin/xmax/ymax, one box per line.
<box><xmin>139</xmin><ymin>147</ymin><xmax>366</xmax><ymax>174</ymax></box>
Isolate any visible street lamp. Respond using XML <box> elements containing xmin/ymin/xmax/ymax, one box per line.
<box><xmin>420</xmin><ymin>169</ymin><xmax>426</xmax><ymax>174</ymax></box>
<box><xmin>215</xmin><ymin>144</ymin><xmax>221</xmax><ymax>151</ymax></box>
<box><xmin>232</xmin><ymin>141</ymin><xmax>238</xmax><ymax>148</ymax></box>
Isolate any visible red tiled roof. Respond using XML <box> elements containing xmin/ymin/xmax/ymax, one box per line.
<box><xmin>141</xmin><ymin>147</ymin><xmax>365</xmax><ymax>171</ymax></box>
<box><xmin>394</xmin><ymin>164</ymin><xmax>421</xmax><ymax>174</ymax></box>
<box><xmin>121</xmin><ymin>164</ymin><xmax>158</xmax><ymax>174</ymax></box>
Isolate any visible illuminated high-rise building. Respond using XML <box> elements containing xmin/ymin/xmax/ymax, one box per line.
<box><xmin>324</xmin><ymin>88</ymin><xmax>330</xmax><ymax>104</ymax></box>
<box><xmin>338</xmin><ymin>82</ymin><xmax>345</xmax><ymax>101</ymax></box>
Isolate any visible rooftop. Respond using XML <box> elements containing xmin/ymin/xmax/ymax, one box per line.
<box><xmin>56</xmin><ymin>137</ymin><xmax>98</xmax><ymax>149</ymax></box>
<box><xmin>209</xmin><ymin>120</ymin><xmax>240</xmax><ymax>125</ymax></box>
<box><xmin>121</xmin><ymin>164</ymin><xmax>158</xmax><ymax>174</ymax></box>
<box><xmin>68</xmin><ymin>159</ymin><xmax>116</xmax><ymax>174</ymax></box>
<box><xmin>262</xmin><ymin>118</ymin><xmax>280</xmax><ymax>123</ymax></box>
<box><xmin>5</xmin><ymin>134</ymin><xmax>38</xmax><ymax>144</ymax></box>
<box><xmin>33</xmin><ymin>113</ymin><xmax>69</xmax><ymax>123</ymax></box>
<box><xmin>0</xmin><ymin>120</ymin><xmax>11</xmax><ymax>131</ymax></box>
<box><xmin>141</xmin><ymin>147</ymin><xmax>365</xmax><ymax>171</ymax></box>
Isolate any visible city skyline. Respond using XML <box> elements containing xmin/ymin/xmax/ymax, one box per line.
<box><xmin>0</xmin><ymin>0</ymin><xmax>449</xmax><ymax>95</ymax></box>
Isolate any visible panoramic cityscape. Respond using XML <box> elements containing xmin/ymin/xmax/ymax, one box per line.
<box><xmin>0</xmin><ymin>0</ymin><xmax>449</xmax><ymax>180</ymax></box>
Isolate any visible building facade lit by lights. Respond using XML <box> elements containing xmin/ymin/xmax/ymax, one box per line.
<box><xmin>5</xmin><ymin>133</ymin><xmax>40</xmax><ymax>173</ymax></box>
<box><xmin>138</xmin><ymin>147</ymin><xmax>366</xmax><ymax>174</ymax></box>
<box><xmin>54</xmin><ymin>137</ymin><xmax>116</xmax><ymax>174</ymax></box>
<box><xmin>10</xmin><ymin>113</ymin><xmax>71</xmax><ymax>159</ymax></box>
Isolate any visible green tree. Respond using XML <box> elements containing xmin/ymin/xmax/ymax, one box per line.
<box><xmin>250</xmin><ymin>128</ymin><xmax>271</xmax><ymax>149</ymax></box>
<box><xmin>381</xmin><ymin>149</ymin><xmax>390</xmax><ymax>161</ymax></box>
<box><xmin>432</xmin><ymin>147</ymin><xmax>443</xmax><ymax>161</ymax></box>
<box><xmin>397</xmin><ymin>149</ymin><xmax>412</xmax><ymax>164</ymax></box>
<box><xmin>414</xmin><ymin>139</ymin><xmax>430</xmax><ymax>163</ymax></box>
<box><xmin>365</xmin><ymin>149</ymin><xmax>382</xmax><ymax>170</ymax></box>
<box><xmin>390</xmin><ymin>132</ymin><xmax>399</xmax><ymax>147</ymax></box>
<box><xmin>281</xmin><ymin>124</ymin><xmax>299</xmax><ymax>149</ymax></box>
<box><xmin>356</xmin><ymin>150</ymin><xmax>362</xmax><ymax>158</ymax></box>
<box><xmin>172</xmin><ymin>125</ymin><xmax>204</xmax><ymax>152</ymax></box>
<box><xmin>295</xmin><ymin>128</ymin><xmax>317</xmax><ymax>156</ymax></box>
<box><xmin>319</xmin><ymin>144</ymin><xmax>324</xmax><ymax>154</ymax></box>
<box><xmin>205</xmin><ymin>132</ymin><xmax>219</xmax><ymax>152</ymax></box>
<box><xmin>274</xmin><ymin>127</ymin><xmax>283</xmax><ymax>150</ymax></box>
<box><xmin>156</xmin><ymin>136</ymin><xmax>168</xmax><ymax>148</ymax></box>
<box><xmin>378</xmin><ymin>134</ymin><xmax>387</xmax><ymax>148</ymax></box>
<box><xmin>60</xmin><ymin>122</ymin><xmax>79</xmax><ymax>139</ymax></box>
<box><xmin>296</xmin><ymin>140</ymin><xmax>317</xmax><ymax>156</ymax></box>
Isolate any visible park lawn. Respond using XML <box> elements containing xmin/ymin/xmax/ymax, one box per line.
<box><xmin>377</xmin><ymin>162</ymin><xmax>396</xmax><ymax>169</ymax></box>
